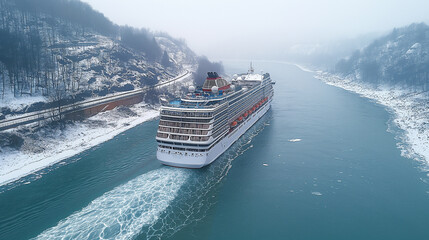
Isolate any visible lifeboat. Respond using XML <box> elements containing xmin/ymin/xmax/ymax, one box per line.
<box><xmin>244</xmin><ymin>112</ymin><xmax>248</xmax><ymax>118</ymax></box>
<box><xmin>231</xmin><ymin>121</ymin><xmax>237</xmax><ymax>127</ymax></box>
<box><xmin>252</xmin><ymin>107</ymin><xmax>256</xmax><ymax>111</ymax></box>
<box><xmin>238</xmin><ymin>116</ymin><xmax>243</xmax><ymax>122</ymax></box>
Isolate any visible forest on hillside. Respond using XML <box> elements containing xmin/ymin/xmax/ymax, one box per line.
<box><xmin>335</xmin><ymin>23</ymin><xmax>429</xmax><ymax>91</ymax></box>
<box><xmin>0</xmin><ymin>0</ymin><xmax>171</xmax><ymax>102</ymax></box>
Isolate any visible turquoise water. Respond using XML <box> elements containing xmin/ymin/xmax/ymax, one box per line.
<box><xmin>1</xmin><ymin>62</ymin><xmax>429</xmax><ymax>239</ymax></box>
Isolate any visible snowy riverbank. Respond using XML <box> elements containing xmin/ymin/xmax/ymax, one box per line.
<box><xmin>314</xmin><ymin>71</ymin><xmax>429</xmax><ymax>171</ymax></box>
<box><xmin>0</xmin><ymin>103</ymin><xmax>159</xmax><ymax>187</ymax></box>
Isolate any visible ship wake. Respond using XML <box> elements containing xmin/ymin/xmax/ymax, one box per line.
<box><xmin>35</xmin><ymin>112</ymin><xmax>272</xmax><ymax>240</ymax></box>
<box><xmin>142</xmin><ymin>112</ymin><xmax>273</xmax><ymax>239</ymax></box>
<box><xmin>33</xmin><ymin>168</ymin><xmax>189</xmax><ymax>240</ymax></box>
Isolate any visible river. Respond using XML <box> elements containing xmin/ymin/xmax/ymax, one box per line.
<box><xmin>1</xmin><ymin>62</ymin><xmax>428</xmax><ymax>240</ymax></box>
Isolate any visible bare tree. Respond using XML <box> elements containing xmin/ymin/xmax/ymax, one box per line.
<box><xmin>49</xmin><ymin>82</ymin><xmax>67</xmax><ymax>121</ymax></box>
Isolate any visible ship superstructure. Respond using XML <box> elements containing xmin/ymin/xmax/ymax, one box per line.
<box><xmin>156</xmin><ymin>64</ymin><xmax>274</xmax><ymax>168</ymax></box>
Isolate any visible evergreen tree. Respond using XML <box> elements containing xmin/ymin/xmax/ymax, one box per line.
<box><xmin>161</xmin><ymin>50</ymin><xmax>172</xmax><ymax>68</ymax></box>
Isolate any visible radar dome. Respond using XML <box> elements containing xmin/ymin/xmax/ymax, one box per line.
<box><xmin>188</xmin><ymin>86</ymin><xmax>195</xmax><ymax>93</ymax></box>
<box><xmin>211</xmin><ymin>86</ymin><xmax>219</xmax><ymax>94</ymax></box>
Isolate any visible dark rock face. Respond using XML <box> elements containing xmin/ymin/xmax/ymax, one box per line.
<box><xmin>0</xmin><ymin>133</ymin><xmax>24</xmax><ymax>149</ymax></box>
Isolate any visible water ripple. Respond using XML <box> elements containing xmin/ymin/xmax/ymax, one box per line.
<box><xmin>142</xmin><ymin>112</ymin><xmax>272</xmax><ymax>239</ymax></box>
<box><xmin>33</xmin><ymin>168</ymin><xmax>189</xmax><ymax>240</ymax></box>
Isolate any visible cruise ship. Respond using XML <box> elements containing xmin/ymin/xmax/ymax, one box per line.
<box><xmin>156</xmin><ymin>64</ymin><xmax>274</xmax><ymax>168</ymax></box>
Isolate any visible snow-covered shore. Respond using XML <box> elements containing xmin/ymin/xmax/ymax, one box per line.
<box><xmin>315</xmin><ymin>71</ymin><xmax>429</xmax><ymax>170</ymax></box>
<box><xmin>0</xmin><ymin>68</ymin><xmax>194</xmax><ymax>188</ymax></box>
<box><xmin>0</xmin><ymin>103</ymin><xmax>159</xmax><ymax>187</ymax></box>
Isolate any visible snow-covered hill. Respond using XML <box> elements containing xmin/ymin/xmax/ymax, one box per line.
<box><xmin>0</xmin><ymin>0</ymin><xmax>197</xmax><ymax>114</ymax></box>
<box><xmin>316</xmin><ymin>23</ymin><xmax>429</xmax><ymax>172</ymax></box>
<box><xmin>335</xmin><ymin>23</ymin><xmax>429</xmax><ymax>89</ymax></box>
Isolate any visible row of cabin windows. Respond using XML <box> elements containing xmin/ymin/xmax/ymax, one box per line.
<box><xmin>157</xmin><ymin>133</ymin><xmax>209</xmax><ymax>142</ymax></box>
<box><xmin>161</xmin><ymin>110</ymin><xmax>213</xmax><ymax>118</ymax></box>
<box><xmin>212</xmin><ymin>118</ymin><xmax>228</xmax><ymax>133</ymax></box>
<box><xmin>159</xmin><ymin>121</ymin><xmax>210</xmax><ymax>129</ymax></box>
<box><xmin>229</xmin><ymin>91</ymin><xmax>264</xmax><ymax>119</ymax></box>
<box><xmin>170</xmin><ymin>135</ymin><xmax>190</xmax><ymax>141</ymax></box>
<box><xmin>157</xmin><ymin>133</ymin><xmax>168</xmax><ymax>138</ymax></box>
<box><xmin>158</xmin><ymin>126</ymin><xmax>209</xmax><ymax>135</ymax></box>
<box><xmin>191</xmin><ymin>136</ymin><xmax>210</xmax><ymax>141</ymax></box>
<box><xmin>160</xmin><ymin>116</ymin><xmax>211</xmax><ymax>123</ymax></box>
<box><xmin>212</xmin><ymin>126</ymin><xmax>229</xmax><ymax>139</ymax></box>
<box><xmin>158</xmin><ymin>145</ymin><xmax>207</xmax><ymax>152</ymax></box>
<box><xmin>214</xmin><ymin>105</ymin><xmax>228</xmax><ymax>115</ymax></box>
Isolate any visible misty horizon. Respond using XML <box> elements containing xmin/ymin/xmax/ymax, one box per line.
<box><xmin>84</xmin><ymin>0</ymin><xmax>429</xmax><ymax>61</ymax></box>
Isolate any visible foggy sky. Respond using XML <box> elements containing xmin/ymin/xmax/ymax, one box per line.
<box><xmin>84</xmin><ymin>0</ymin><xmax>429</xmax><ymax>60</ymax></box>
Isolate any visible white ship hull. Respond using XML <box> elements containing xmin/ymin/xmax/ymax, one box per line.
<box><xmin>157</xmin><ymin>99</ymin><xmax>272</xmax><ymax>168</ymax></box>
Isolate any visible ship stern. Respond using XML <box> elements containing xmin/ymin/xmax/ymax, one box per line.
<box><xmin>157</xmin><ymin>147</ymin><xmax>209</xmax><ymax>168</ymax></box>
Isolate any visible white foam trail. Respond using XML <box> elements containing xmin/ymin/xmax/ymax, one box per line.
<box><xmin>145</xmin><ymin>113</ymin><xmax>273</xmax><ymax>239</ymax></box>
<box><xmin>34</xmin><ymin>168</ymin><xmax>189</xmax><ymax>240</ymax></box>
<box><xmin>289</xmin><ymin>139</ymin><xmax>302</xmax><ymax>142</ymax></box>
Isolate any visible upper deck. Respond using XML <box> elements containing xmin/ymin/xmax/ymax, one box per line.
<box><xmin>156</xmin><ymin>66</ymin><xmax>273</xmax><ymax>148</ymax></box>
<box><xmin>160</xmin><ymin>89</ymin><xmax>230</xmax><ymax>110</ymax></box>
<box><xmin>160</xmin><ymin>70</ymin><xmax>269</xmax><ymax>111</ymax></box>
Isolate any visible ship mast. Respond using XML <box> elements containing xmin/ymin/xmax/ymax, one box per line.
<box><xmin>248</xmin><ymin>61</ymin><xmax>254</xmax><ymax>74</ymax></box>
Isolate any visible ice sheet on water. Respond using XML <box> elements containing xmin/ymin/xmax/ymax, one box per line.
<box><xmin>34</xmin><ymin>168</ymin><xmax>189</xmax><ymax>240</ymax></box>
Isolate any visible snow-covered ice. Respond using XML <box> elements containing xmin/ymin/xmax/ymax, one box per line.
<box><xmin>0</xmin><ymin>103</ymin><xmax>159</xmax><ymax>187</ymax></box>
<box><xmin>316</xmin><ymin>71</ymin><xmax>429</xmax><ymax>171</ymax></box>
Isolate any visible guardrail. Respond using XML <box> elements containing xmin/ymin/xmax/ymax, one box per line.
<box><xmin>0</xmin><ymin>70</ymin><xmax>191</xmax><ymax>131</ymax></box>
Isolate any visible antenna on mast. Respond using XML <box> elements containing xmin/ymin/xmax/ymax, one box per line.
<box><xmin>248</xmin><ymin>61</ymin><xmax>254</xmax><ymax>74</ymax></box>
